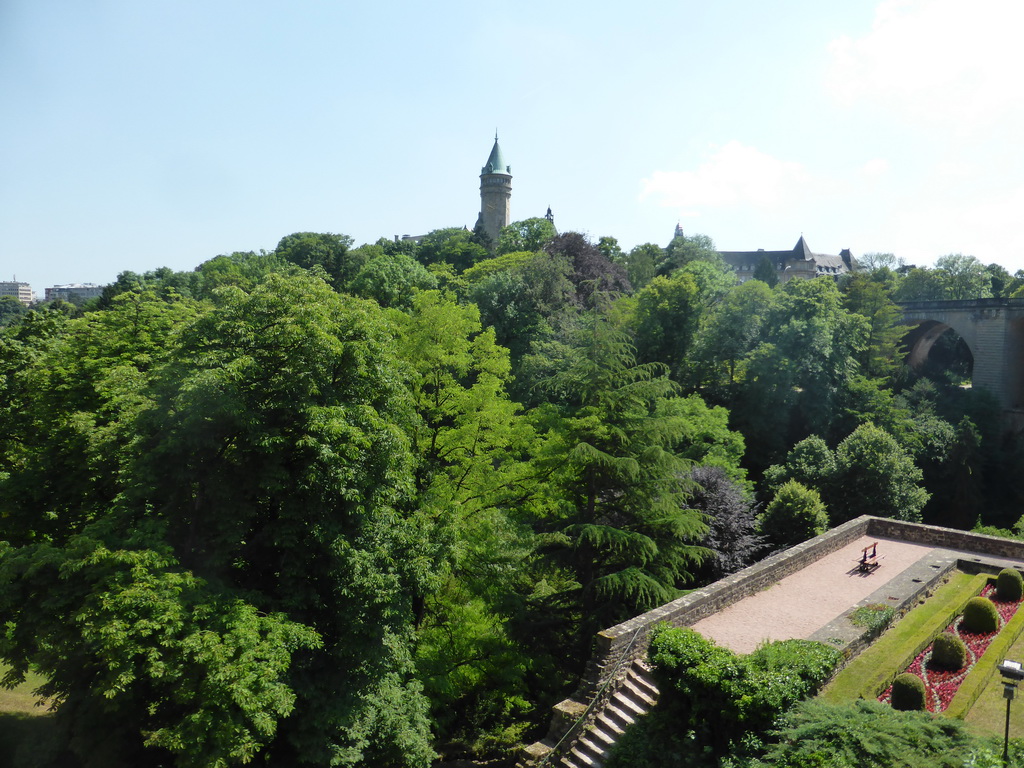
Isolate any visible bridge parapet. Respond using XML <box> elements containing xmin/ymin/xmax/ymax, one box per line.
<box><xmin>898</xmin><ymin>297</ymin><xmax>1024</xmax><ymax>312</ymax></box>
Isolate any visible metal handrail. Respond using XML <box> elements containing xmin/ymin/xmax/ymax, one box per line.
<box><xmin>534</xmin><ymin>624</ymin><xmax>647</xmax><ymax>768</ymax></box>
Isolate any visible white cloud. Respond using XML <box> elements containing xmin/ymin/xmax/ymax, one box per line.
<box><xmin>640</xmin><ymin>141</ymin><xmax>813</xmax><ymax>216</ymax></box>
<box><xmin>860</xmin><ymin>158</ymin><xmax>890</xmax><ymax>178</ymax></box>
<box><xmin>825</xmin><ymin>0</ymin><xmax>1024</xmax><ymax>134</ymax></box>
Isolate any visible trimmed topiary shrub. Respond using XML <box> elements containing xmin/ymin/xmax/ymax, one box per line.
<box><xmin>962</xmin><ymin>596</ymin><xmax>1000</xmax><ymax>633</ymax></box>
<box><xmin>931</xmin><ymin>632</ymin><xmax>967</xmax><ymax>670</ymax></box>
<box><xmin>997</xmin><ymin>569</ymin><xmax>1024</xmax><ymax>602</ymax></box>
<box><xmin>891</xmin><ymin>673</ymin><xmax>927</xmax><ymax>711</ymax></box>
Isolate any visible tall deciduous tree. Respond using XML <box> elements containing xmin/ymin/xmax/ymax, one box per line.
<box><xmin>389</xmin><ymin>291</ymin><xmax>539</xmax><ymax>753</ymax></box>
<box><xmin>496</xmin><ymin>217</ymin><xmax>557</xmax><ymax>255</ymax></box>
<box><xmin>416</xmin><ymin>227</ymin><xmax>489</xmax><ymax>273</ymax></box>
<box><xmin>0</xmin><ymin>276</ymin><xmax>441</xmax><ymax>766</ymax></box>
<box><xmin>842</xmin><ymin>271</ymin><xmax>907</xmax><ymax>379</ymax></box>
<box><xmin>274</xmin><ymin>231</ymin><xmax>363</xmax><ymax>289</ymax></box>
<box><xmin>829</xmin><ymin>422</ymin><xmax>929</xmax><ymax>524</ymax></box>
<box><xmin>347</xmin><ymin>252</ymin><xmax>438</xmax><ymax>309</ymax></box>
<box><xmin>934</xmin><ymin>254</ymin><xmax>993</xmax><ymax>300</ymax></box>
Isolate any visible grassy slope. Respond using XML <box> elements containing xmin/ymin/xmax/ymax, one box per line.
<box><xmin>964</xmin><ymin>629</ymin><xmax>1024</xmax><ymax>738</ymax></box>
<box><xmin>0</xmin><ymin>664</ymin><xmax>67</xmax><ymax>768</ymax></box>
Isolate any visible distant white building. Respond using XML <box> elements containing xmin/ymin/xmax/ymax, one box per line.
<box><xmin>0</xmin><ymin>281</ymin><xmax>34</xmax><ymax>306</ymax></box>
<box><xmin>45</xmin><ymin>283</ymin><xmax>106</xmax><ymax>302</ymax></box>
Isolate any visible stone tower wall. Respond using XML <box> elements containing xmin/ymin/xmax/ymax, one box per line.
<box><xmin>479</xmin><ymin>172</ymin><xmax>511</xmax><ymax>246</ymax></box>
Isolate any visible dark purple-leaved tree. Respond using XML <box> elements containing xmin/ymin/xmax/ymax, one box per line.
<box><xmin>687</xmin><ymin>465</ymin><xmax>763</xmax><ymax>581</ymax></box>
<box><xmin>544</xmin><ymin>232</ymin><xmax>631</xmax><ymax>305</ymax></box>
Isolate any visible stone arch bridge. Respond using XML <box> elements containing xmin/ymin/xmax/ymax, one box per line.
<box><xmin>900</xmin><ymin>298</ymin><xmax>1024</xmax><ymax>428</ymax></box>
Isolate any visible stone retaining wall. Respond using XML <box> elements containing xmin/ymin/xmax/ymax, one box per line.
<box><xmin>868</xmin><ymin>518</ymin><xmax>1024</xmax><ymax>560</ymax></box>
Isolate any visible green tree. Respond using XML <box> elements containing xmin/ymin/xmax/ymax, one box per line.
<box><xmin>690</xmin><ymin>279</ymin><xmax>775</xmax><ymax>397</ymax></box>
<box><xmin>348</xmin><ymin>252</ymin><xmax>438</xmax><ymax>309</ymax></box>
<box><xmin>657</xmin><ymin>232</ymin><xmax>720</xmax><ymax>275</ymax></box>
<box><xmin>273</xmin><ymin>231</ymin><xmax>364</xmax><ymax>289</ymax></box>
<box><xmin>468</xmin><ymin>251</ymin><xmax>574</xmax><ymax>366</ymax></box>
<box><xmin>763</xmin><ymin>435</ymin><xmax>837</xmax><ymax>497</ymax></box>
<box><xmin>759</xmin><ymin>480</ymin><xmax>829</xmax><ymax>550</ymax></box>
<box><xmin>389</xmin><ymin>291</ymin><xmax>539</xmax><ymax>756</ymax></box>
<box><xmin>842</xmin><ymin>271</ymin><xmax>907</xmax><ymax>379</ymax></box>
<box><xmin>752</xmin><ymin>256</ymin><xmax>778</xmax><ymax>287</ymax></box>
<box><xmin>194</xmin><ymin>250</ymin><xmax>289</xmax><ymax>296</ymax></box>
<box><xmin>857</xmin><ymin>252</ymin><xmax>901</xmax><ymax>273</ymax></box>
<box><xmin>624</xmin><ymin>243</ymin><xmax>662</xmax><ymax>290</ymax></box>
<box><xmin>985</xmin><ymin>262</ymin><xmax>1013</xmax><ymax>297</ymax></box>
<box><xmin>929</xmin><ymin>417</ymin><xmax>984</xmax><ymax>529</ymax></box>
<box><xmin>830</xmin><ymin>422</ymin><xmax>929</xmax><ymax>524</ymax></box>
<box><xmin>530</xmin><ymin>304</ymin><xmax>708</xmax><ymax>629</ymax></box>
<box><xmin>496</xmin><ymin>217</ymin><xmax>557</xmax><ymax>255</ymax></box>
<box><xmin>934</xmin><ymin>254</ymin><xmax>993</xmax><ymax>300</ymax></box>
<box><xmin>597</xmin><ymin>236</ymin><xmax>624</xmax><ymax>265</ymax></box>
<box><xmin>0</xmin><ymin>275</ymin><xmax>440</xmax><ymax>766</ymax></box>
<box><xmin>894</xmin><ymin>267</ymin><xmax>946</xmax><ymax>302</ymax></box>
<box><xmin>0</xmin><ymin>296</ymin><xmax>29</xmax><ymax>327</ymax></box>
<box><xmin>416</xmin><ymin>227</ymin><xmax>489</xmax><ymax>273</ymax></box>
<box><xmin>631</xmin><ymin>272</ymin><xmax>703</xmax><ymax>379</ymax></box>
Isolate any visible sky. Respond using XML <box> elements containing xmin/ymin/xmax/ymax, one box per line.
<box><xmin>3</xmin><ymin>0</ymin><xmax>1024</xmax><ymax>295</ymax></box>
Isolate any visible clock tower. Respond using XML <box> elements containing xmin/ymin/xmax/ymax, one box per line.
<box><xmin>477</xmin><ymin>134</ymin><xmax>512</xmax><ymax>248</ymax></box>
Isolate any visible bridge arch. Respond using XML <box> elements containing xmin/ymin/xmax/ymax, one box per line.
<box><xmin>901</xmin><ymin>319</ymin><xmax>974</xmax><ymax>380</ymax></box>
<box><xmin>899</xmin><ymin>299</ymin><xmax>1024</xmax><ymax>423</ymax></box>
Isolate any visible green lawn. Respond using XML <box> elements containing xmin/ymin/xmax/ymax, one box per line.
<box><xmin>0</xmin><ymin>664</ymin><xmax>70</xmax><ymax>768</ymax></box>
<box><xmin>820</xmin><ymin>571</ymin><xmax>986</xmax><ymax>703</ymax></box>
<box><xmin>965</xmin><ymin>629</ymin><xmax>1024</xmax><ymax>739</ymax></box>
<box><xmin>819</xmin><ymin>568</ymin><xmax>1024</xmax><ymax>740</ymax></box>
<box><xmin>0</xmin><ymin>665</ymin><xmax>51</xmax><ymax>716</ymax></box>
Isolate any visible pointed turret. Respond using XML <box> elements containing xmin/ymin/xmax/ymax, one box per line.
<box><xmin>482</xmin><ymin>134</ymin><xmax>511</xmax><ymax>176</ymax></box>
<box><xmin>793</xmin><ymin>236</ymin><xmax>813</xmax><ymax>260</ymax></box>
<box><xmin>477</xmin><ymin>133</ymin><xmax>512</xmax><ymax>248</ymax></box>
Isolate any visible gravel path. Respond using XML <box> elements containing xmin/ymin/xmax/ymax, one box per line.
<box><xmin>690</xmin><ymin>535</ymin><xmax>937</xmax><ymax>654</ymax></box>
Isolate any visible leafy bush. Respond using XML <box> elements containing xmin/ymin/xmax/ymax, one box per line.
<box><xmin>931</xmin><ymin>632</ymin><xmax>966</xmax><ymax>670</ymax></box>
<box><xmin>748</xmin><ymin>699</ymin><xmax>1007</xmax><ymax>768</ymax></box>
<box><xmin>997</xmin><ymin>568</ymin><xmax>1024</xmax><ymax>602</ymax></box>
<box><xmin>849</xmin><ymin>603</ymin><xmax>895</xmax><ymax>638</ymax></box>
<box><xmin>891</xmin><ymin>673</ymin><xmax>927</xmax><ymax>711</ymax></box>
<box><xmin>648</xmin><ymin>625</ymin><xmax>841</xmax><ymax>759</ymax></box>
<box><xmin>962</xmin><ymin>597</ymin><xmax>1000</xmax><ymax>633</ymax></box>
<box><xmin>746</xmin><ymin>639</ymin><xmax>842</xmax><ymax>690</ymax></box>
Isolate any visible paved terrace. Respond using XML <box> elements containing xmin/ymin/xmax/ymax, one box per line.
<box><xmin>692</xmin><ymin>534</ymin><xmax>1024</xmax><ymax>654</ymax></box>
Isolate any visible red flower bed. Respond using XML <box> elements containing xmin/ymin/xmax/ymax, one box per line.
<box><xmin>879</xmin><ymin>584</ymin><xmax>1021</xmax><ymax>712</ymax></box>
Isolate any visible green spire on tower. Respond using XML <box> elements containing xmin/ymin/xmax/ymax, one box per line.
<box><xmin>482</xmin><ymin>133</ymin><xmax>510</xmax><ymax>176</ymax></box>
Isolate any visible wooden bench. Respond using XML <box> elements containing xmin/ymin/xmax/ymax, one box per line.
<box><xmin>857</xmin><ymin>542</ymin><xmax>880</xmax><ymax>573</ymax></box>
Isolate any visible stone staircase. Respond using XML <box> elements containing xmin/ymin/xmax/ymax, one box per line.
<box><xmin>558</xmin><ymin>660</ymin><xmax>659</xmax><ymax>768</ymax></box>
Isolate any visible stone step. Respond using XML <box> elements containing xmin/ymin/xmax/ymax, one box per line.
<box><xmin>610</xmin><ymin>688</ymin><xmax>648</xmax><ymax>718</ymax></box>
<box><xmin>555</xmin><ymin>660</ymin><xmax>662</xmax><ymax>768</ymax></box>
<box><xmin>601</xmin><ymin>701</ymin><xmax>636</xmax><ymax>732</ymax></box>
<box><xmin>622</xmin><ymin>678</ymin><xmax>657</xmax><ymax>708</ymax></box>
<box><xmin>574</xmin><ymin>733</ymin><xmax>609</xmax><ymax>763</ymax></box>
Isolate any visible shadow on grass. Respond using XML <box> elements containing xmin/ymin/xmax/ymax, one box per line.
<box><xmin>0</xmin><ymin>712</ymin><xmax>78</xmax><ymax>768</ymax></box>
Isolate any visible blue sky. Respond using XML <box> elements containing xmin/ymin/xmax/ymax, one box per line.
<box><xmin>3</xmin><ymin>0</ymin><xmax>1024</xmax><ymax>295</ymax></box>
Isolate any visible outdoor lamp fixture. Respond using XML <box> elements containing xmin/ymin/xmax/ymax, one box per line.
<box><xmin>998</xmin><ymin>660</ymin><xmax>1024</xmax><ymax>766</ymax></box>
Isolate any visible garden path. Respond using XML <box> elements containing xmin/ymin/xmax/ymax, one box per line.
<box><xmin>691</xmin><ymin>535</ymin><xmax>936</xmax><ymax>654</ymax></box>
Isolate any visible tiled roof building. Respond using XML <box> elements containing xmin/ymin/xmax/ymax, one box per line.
<box><xmin>717</xmin><ymin>234</ymin><xmax>857</xmax><ymax>283</ymax></box>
